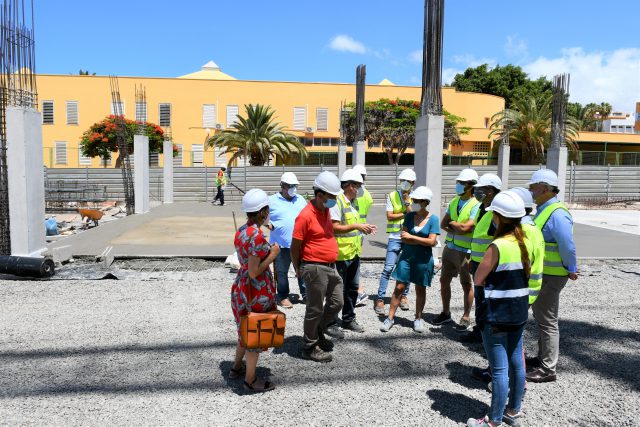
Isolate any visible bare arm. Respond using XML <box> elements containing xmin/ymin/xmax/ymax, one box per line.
<box><xmin>402</xmin><ymin>230</ymin><xmax>437</xmax><ymax>247</ymax></box>
<box><xmin>290</xmin><ymin>238</ymin><xmax>302</xmax><ymax>274</ymax></box>
<box><xmin>449</xmin><ymin>219</ymin><xmax>475</xmax><ymax>234</ymax></box>
<box><xmin>333</xmin><ymin>221</ymin><xmax>373</xmax><ymax>235</ymax></box>
<box><xmin>440</xmin><ymin>212</ymin><xmax>452</xmax><ymax>233</ymax></box>
<box><xmin>248</xmin><ymin>244</ymin><xmax>280</xmax><ymax>279</ymax></box>
<box><xmin>387</xmin><ymin>211</ymin><xmax>405</xmax><ymax>221</ymax></box>
<box><xmin>473</xmin><ymin>244</ymin><xmax>499</xmax><ymax>286</ymax></box>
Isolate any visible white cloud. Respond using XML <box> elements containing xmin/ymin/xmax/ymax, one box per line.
<box><xmin>452</xmin><ymin>54</ymin><xmax>497</xmax><ymax>68</ymax></box>
<box><xmin>328</xmin><ymin>35</ymin><xmax>367</xmax><ymax>54</ymax></box>
<box><xmin>504</xmin><ymin>34</ymin><xmax>528</xmax><ymax>58</ymax></box>
<box><xmin>443</xmin><ymin>68</ymin><xmax>460</xmax><ymax>85</ymax></box>
<box><xmin>523</xmin><ymin>47</ymin><xmax>640</xmax><ymax>111</ymax></box>
<box><xmin>409</xmin><ymin>50</ymin><xmax>422</xmax><ymax>63</ymax></box>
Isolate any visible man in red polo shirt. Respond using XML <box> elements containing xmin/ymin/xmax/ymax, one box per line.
<box><xmin>291</xmin><ymin>171</ymin><xmax>343</xmax><ymax>363</ymax></box>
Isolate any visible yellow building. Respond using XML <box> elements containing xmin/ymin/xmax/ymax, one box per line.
<box><xmin>36</xmin><ymin>61</ymin><xmax>639</xmax><ymax>168</ymax></box>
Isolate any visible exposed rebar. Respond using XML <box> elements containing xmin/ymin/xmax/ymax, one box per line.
<box><xmin>551</xmin><ymin>73</ymin><xmax>570</xmax><ymax>148</ymax></box>
<box><xmin>420</xmin><ymin>0</ymin><xmax>444</xmax><ymax>116</ymax></box>
<box><xmin>355</xmin><ymin>65</ymin><xmax>366</xmax><ymax>141</ymax></box>
<box><xmin>109</xmin><ymin>76</ymin><xmax>135</xmax><ymax>215</ymax></box>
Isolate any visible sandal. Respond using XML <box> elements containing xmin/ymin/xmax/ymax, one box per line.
<box><xmin>243</xmin><ymin>377</ymin><xmax>275</xmax><ymax>392</ymax></box>
<box><xmin>228</xmin><ymin>363</ymin><xmax>245</xmax><ymax>379</ymax></box>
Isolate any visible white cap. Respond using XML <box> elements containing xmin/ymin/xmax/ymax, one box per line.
<box><xmin>398</xmin><ymin>168</ymin><xmax>417</xmax><ymax>182</ymax></box>
<box><xmin>410</xmin><ymin>186</ymin><xmax>433</xmax><ymax>201</ymax></box>
<box><xmin>487</xmin><ymin>191</ymin><xmax>526</xmax><ymax>218</ymax></box>
<box><xmin>456</xmin><ymin>168</ymin><xmax>479</xmax><ymax>183</ymax></box>
<box><xmin>353</xmin><ymin>164</ymin><xmax>367</xmax><ymax>176</ymax></box>
<box><xmin>242</xmin><ymin>188</ymin><xmax>269</xmax><ymax>213</ymax></box>
<box><xmin>510</xmin><ymin>187</ymin><xmax>534</xmax><ymax>208</ymax></box>
<box><xmin>474</xmin><ymin>173</ymin><xmax>502</xmax><ymax>190</ymax></box>
<box><xmin>313</xmin><ymin>171</ymin><xmax>342</xmax><ymax>195</ymax></box>
<box><xmin>280</xmin><ymin>172</ymin><xmax>299</xmax><ymax>185</ymax></box>
<box><xmin>528</xmin><ymin>169</ymin><xmax>558</xmax><ymax>187</ymax></box>
<box><xmin>340</xmin><ymin>168</ymin><xmax>364</xmax><ymax>184</ymax></box>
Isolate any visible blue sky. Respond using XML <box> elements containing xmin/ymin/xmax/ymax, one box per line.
<box><xmin>36</xmin><ymin>0</ymin><xmax>639</xmax><ymax>110</ymax></box>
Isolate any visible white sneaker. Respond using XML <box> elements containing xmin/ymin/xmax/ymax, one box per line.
<box><xmin>414</xmin><ymin>319</ymin><xmax>427</xmax><ymax>333</ymax></box>
<box><xmin>380</xmin><ymin>317</ymin><xmax>394</xmax><ymax>332</ymax></box>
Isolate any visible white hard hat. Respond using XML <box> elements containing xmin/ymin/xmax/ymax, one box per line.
<box><xmin>510</xmin><ymin>187</ymin><xmax>534</xmax><ymax>209</ymax></box>
<box><xmin>353</xmin><ymin>164</ymin><xmax>367</xmax><ymax>176</ymax></box>
<box><xmin>398</xmin><ymin>168</ymin><xmax>417</xmax><ymax>182</ymax></box>
<box><xmin>410</xmin><ymin>186</ymin><xmax>433</xmax><ymax>201</ymax></box>
<box><xmin>474</xmin><ymin>173</ymin><xmax>502</xmax><ymax>190</ymax></box>
<box><xmin>456</xmin><ymin>168</ymin><xmax>479</xmax><ymax>183</ymax></box>
<box><xmin>486</xmin><ymin>191</ymin><xmax>526</xmax><ymax>218</ymax></box>
<box><xmin>280</xmin><ymin>172</ymin><xmax>299</xmax><ymax>185</ymax></box>
<box><xmin>340</xmin><ymin>168</ymin><xmax>364</xmax><ymax>184</ymax></box>
<box><xmin>313</xmin><ymin>171</ymin><xmax>342</xmax><ymax>195</ymax></box>
<box><xmin>242</xmin><ymin>188</ymin><xmax>269</xmax><ymax>213</ymax></box>
<box><xmin>528</xmin><ymin>168</ymin><xmax>558</xmax><ymax>187</ymax></box>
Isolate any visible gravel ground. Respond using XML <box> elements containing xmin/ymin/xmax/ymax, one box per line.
<box><xmin>0</xmin><ymin>260</ymin><xmax>638</xmax><ymax>426</ymax></box>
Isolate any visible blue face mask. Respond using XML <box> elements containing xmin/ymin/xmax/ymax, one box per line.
<box><xmin>455</xmin><ymin>182</ymin><xmax>466</xmax><ymax>195</ymax></box>
<box><xmin>491</xmin><ymin>220</ymin><xmax>498</xmax><ymax>229</ymax></box>
<box><xmin>323</xmin><ymin>198</ymin><xmax>337</xmax><ymax>209</ymax></box>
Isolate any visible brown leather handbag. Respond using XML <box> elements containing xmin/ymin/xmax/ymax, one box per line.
<box><xmin>239</xmin><ymin>275</ymin><xmax>286</xmax><ymax>349</ymax></box>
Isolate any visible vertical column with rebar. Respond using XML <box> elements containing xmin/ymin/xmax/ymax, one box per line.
<box><xmin>354</xmin><ymin>65</ymin><xmax>366</xmax><ymax>166</ymax></box>
<box><xmin>109</xmin><ymin>76</ymin><xmax>135</xmax><ymax>214</ymax></box>
<box><xmin>547</xmin><ymin>73</ymin><xmax>570</xmax><ymax>201</ymax></box>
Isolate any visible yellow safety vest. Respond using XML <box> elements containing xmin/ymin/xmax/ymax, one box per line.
<box><xmin>445</xmin><ymin>196</ymin><xmax>480</xmax><ymax>249</ymax></box>
<box><xmin>335</xmin><ymin>193</ymin><xmax>361</xmax><ymax>261</ymax></box>
<box><xmin>471</xmin><ymin>210</ymin><xmax>494</xmax><ymax>263</ymax></box>
<box><xmin>386</xmin><ymin>190</ymin><xmax>406</xmax><ymax>233</ymax></box>
<box><xmin>354</xmin><ymin>188</ymin><xmax>374</xmax><ymax>224</ymax></box>
<box><xmin>534</xmin><ymin>202</ymin><xmax>571</xmax><ymax>276</ymax></box>
<box><xmin>522</xmin><ymin>222</ymin><xmax>544</xmax><ymax>304</ymax></box>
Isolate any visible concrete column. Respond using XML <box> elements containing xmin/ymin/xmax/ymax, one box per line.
<box><xmin>497</xmin><ymin>143</ymin><xmax>510</xmax><ymax>190</ymax></box>
<box><xmin>133</xmin><ymin>134</ymin><xmax>150</xmax><ymax>214</ymax></box>
<box><xmin>414</xmin><ymin>114</ymin><xmax>445</xmax><ymax>219</ymax></box>
<box><xmin>337</xmin><ymin>144</ymin><xmax>347</xmax><ymax>178</ymax></box>
<box><xmin>353</xmin><ymin>140</ymin><xmax>365</xmax><ymax>166</ymax></box>
<box><xmin>163</xmin><ymin>139</ymin><xmax>174</xmax><ymax>204</ymax></box>
<box><xmin>547</xmin><ymin>145</ymin><xmax>568</xmax><ymax>202</ymax></box>
<box><xmin>6</xmin><ymin>107</ymin><xmax>46</xmax><ymax>257</ymax></box>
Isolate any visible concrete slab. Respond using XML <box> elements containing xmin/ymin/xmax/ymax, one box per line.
<box><xmin>571</xmin><ymin>209</ymin><xmax>640</xmax><ymax>236</ymax></box>
<box><xmin>47</xmin><ymin>202</ymin><xmax>640</xmax><ymax>260</ymax></box>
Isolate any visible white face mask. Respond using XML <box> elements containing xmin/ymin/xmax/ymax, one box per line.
<box><xmin>356</xmin><ymin>186</ymin><xmax>364</xmax><ymax>198</ymax></box>
<box><xmin>410</xmin><ymin>203</ymin><xmax>422</xmax><ymax>212</ymax></box>
<box><xmin>399</xmin><ymin>181</ymin><xmax>411</xmax><ymax>192</ymax></box>
<box><xmin>287</xmin><ymin>186</ymin><xmax>297</xmax><ymax>197</ymax></box>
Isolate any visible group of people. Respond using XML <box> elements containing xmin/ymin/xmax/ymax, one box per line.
<box><xmin>228</xmin><ymin>166</ymin><xmax>577</xmax><ymax>427</ymax></box>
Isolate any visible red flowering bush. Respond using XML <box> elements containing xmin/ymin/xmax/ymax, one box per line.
<box><xmin>80</xmin><ymin>115</ymin><xmax>176</xmax><ymax>163</ymax></box>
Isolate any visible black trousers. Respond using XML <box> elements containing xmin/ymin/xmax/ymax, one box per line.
<box><xmin>214</xmin><ymin>186</ymin><xmax>224</xmax><ymax>205</ymax></box>
<box><xmin>336</xmin><ymin>256</ymin><xmax>360</xmax><ymax>324</ymax></box>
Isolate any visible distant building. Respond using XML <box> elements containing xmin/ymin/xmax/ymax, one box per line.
<box><xmin>602</xmin><ymin>109</ymin><xmax>638</xmax><ymax>134</ymax></box>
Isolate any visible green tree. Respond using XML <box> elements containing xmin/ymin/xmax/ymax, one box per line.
<box><xmin>207</xmin><ymin>104</ymin><xmax>307</xmax><ymax>166</ymax></box>
<box><xmin>568</xmin><ymin>101</ymin><xmax>613</xmax><ymax>131</ymax></box>
<box><xmin>345</xmin><ymin>99</ymin><xmax>470</xmax><ymax>165</ymax></box>
<box><xmin>79</xmin><ymin>69</ymin><xmax>96</xmax><ymax>76</ymax></box>
<box><xmin>489</xmin><ymin>95</ymin><xmax>580</xmax><ymax>164</ymax></box>
<box><xmin>452</xmin><ymin>64</ymin><xmax>553</xmax><ymax>107</ymax></box>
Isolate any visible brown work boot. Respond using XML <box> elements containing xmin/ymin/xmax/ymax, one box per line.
<box><xmin>278</xmin><ymin>298</ymin><xmax>293</xmax><ymax>309</ymax></box>
<box><xmin>374</xmin><ymin>299</ymin><xmax>385</xmax><ymax>316</ymax></box>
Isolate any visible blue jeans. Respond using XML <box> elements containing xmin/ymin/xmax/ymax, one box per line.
<box><xmin>376</xmin><ymin>238</ymin><xmax>409</xmax><ymax>300</ymax></box>
<box><xmin>481</xmin><ymin>323</ymin><xmax>526</xmax><ymax>423</ymax></box>
<box><xmin>275</xmin><ymin>248</ymin><xmax>306</xmax><ymax>299</ymax></box>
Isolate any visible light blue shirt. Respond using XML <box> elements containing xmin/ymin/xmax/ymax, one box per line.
<box><xmin>446</xmin><ymin>197</ymin><xmax>480</xmax><ymax>253</ymax></box>
<box><xmin>268</xmin><ymin>192</ymin><xmax>308</xmax><ymax>248</ymax></box>
<box><xmin>534</xmin><ymin>197</ymin><xmax>577</xmax><ymax>273</ymax></box>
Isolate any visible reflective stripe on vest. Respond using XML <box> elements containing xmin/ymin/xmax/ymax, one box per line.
<box><xmin>386</xmin><ymin>190</ymin><xmax>406</xmax><ymax>233</ymax></box>
<box><xmin>522</xmin><ymin>222</ymin><xmax>544</xmax><ymax>304</ymax></box>
<box><xmin>335</xmin><ymin>194</ymin><xmax>361</xmax><ymax>261</ymax></box>
<box><xmin>445</xmin><ymin>196</ymin><xmax>479</xmax><ymax>249</ymax></box>
<box><xmin>470</xmin><ymin>211</ymin><xmax>493</xmax><ymax>263</ymax></box>
<box><xmin>534</xmin><ymin>202</ymin><xmax>571</xmax><ymax>277</ymax></box>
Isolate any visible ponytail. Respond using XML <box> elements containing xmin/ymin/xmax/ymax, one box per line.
<box><xmin>494</xmin><ymin>214</ymin><xmax>531</xmax><ymax>278</ymax></box>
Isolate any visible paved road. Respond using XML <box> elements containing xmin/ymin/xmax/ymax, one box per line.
<box><xmin>48</xmin><ymin>202</ymin><xmax>640</xmax><ymax>260</ymax></box>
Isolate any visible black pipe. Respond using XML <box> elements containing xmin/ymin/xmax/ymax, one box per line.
<box><xmin>0</xmin><ymin>256</ymin><xmax>55</xmax><ymax>278</ymax></box>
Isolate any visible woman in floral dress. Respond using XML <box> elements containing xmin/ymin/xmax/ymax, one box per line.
<box><xmin>229</xmin><ymin>189</ymin><xmax>280</xmax><ymax>392</ymax></box>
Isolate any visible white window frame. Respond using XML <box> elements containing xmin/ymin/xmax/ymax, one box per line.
<box><xmin>293</xmin><ymin>106</ymin><xmax>307</xmax><ymax>130</ymax></box>
<box><xmin>159</xmin><ymin>103</ymin><xmax>171</xmax><ymax>127</ymax></box>
<box><xmin>316</xmin><ymin>107</ymin><xmax>328</xmax><ymax>131</ymax></box>
<box><xmin>55</xmin><ymin>141</ymin><xmax>68</xmax><ymax>165</ymax></box>
<box><xmin>226</xmin><ymin>105</ymin><xmax>239</xmax><ymax>128</ymax></box>
<box><xmin>66</xmin><ymin>101</ymin><xmax>79</xmax><ymax>125</ymax></box>
<box><xmin>191</xmin><ymin>144</ymin><xmax>204</xmax><ymax>166</ymax></box>
<box><xmin>42</xmin><ymin>100</ymin><xmax>54</xmax><ymax>124</ymax></box>
<box><xmin>203</xmin><ymin>104</ymin><xmax>217</xmax><ymax>128</ymax></box>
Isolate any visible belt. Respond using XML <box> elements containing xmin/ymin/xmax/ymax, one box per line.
<box><xmin>302</xmin><ymin>261</ymin><xmax>336</xmax><ymax>268</ymax></box>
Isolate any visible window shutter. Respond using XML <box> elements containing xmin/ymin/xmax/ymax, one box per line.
<box><xmin>173</xmin><ymin>144</ymin><xmax>183</xmax><ymax>167</ymax></box>
<box><xmin>149</xmin><ymin>152</ymin><xmax>159</xmax><ymax>167</ymax></box>
<box><xmin>203</xmin><ymin>104</ymin><xmax>216</xmax><ymax>128</ymax></box>
<box><xmin>66</xmin><ymin>101</ymin><xmax>78</xmax><ymax>125</ymax></box>
<box><xmin>79</xmin><ymin>150</ymin><xmax>92</xmax><ymax>166</ymax></box>
<box><xmin>136</xmin><ymin>102</ymin><xmax>147</xmax><ymax>123</ymax></box>
<box><xmin>55</xmin><ymin>141</ymin><xmax>67</xmax><ymax>165</ymax></box>
<box><xmin>111</xmin><ymin>101</ymin><xmax>125</xmax><ymax>116</ymax></box>
<box><xmin>159</xmin><ymin>103</ymin><xmax>171</xmax><ymax>127</ymax></box>
<box><xmin>226</xmin><ymin>105</ymin><xmax>239</xmax><ymax>128</ymax></box>
<box><xmin>192</xmin><ymin>144</ymin><xmax>204</xmax><ymax>166</ymax></box>
<box><xmin>42</xmin><ymin>100</ymin><xmax>54</xmax><ymax>124</ymax></box>
<box><xmin>316</xmin><ymin>107</ymin><xmax>328</xmax><ymax>131</ymax></box>
<box><xmin>293</xmin><ymin>107</ymin><xmax>306</xmax><ymax>130</ymax></box>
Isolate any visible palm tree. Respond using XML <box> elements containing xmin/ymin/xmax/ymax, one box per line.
<box><xmin>207</xmin><ymin>104</ymin><xmax>307</xmax><ymax>166</ymax></box>
<box><xmin>489</xmin><ymin>95</ymin><xmax>580</xmax><ymax>164</ymax></box>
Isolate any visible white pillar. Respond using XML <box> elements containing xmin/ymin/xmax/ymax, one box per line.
<box><xmin>547</xmin><ymin>146</ymin><xmax>568</xmax><ymax>202</ymax></box>
<box><xmin>497</xmin><ymin>143</ymin><xmax>510</xmax><ymax>190</ymax></box>
<box><xmin>354</xmin><ymin>140</ymin><xmax>365</xmax><ymax>166</ymax></box>
<box><xmin>6</xmin><ymin>107</ymin><xmax>46</xmax><ymax>257</ymax></box>
<box><xmin>163</xmin><ymin>139</ymin><xmax>174</xmax><ymax>204</ymax></box>
<box><xmin>133</xmin><ymin>134</ymin><xmax>150</xmax><ymax>214</ymax></box>
<box><xmin>414</xmin><ymin>114</ymin><xmax>444</xmax><ymax>219</ymax></box>
<box><xmin>337</xmin><ymin>144</ymin><xmax>347</xmax><ymax>178</ymax></box>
